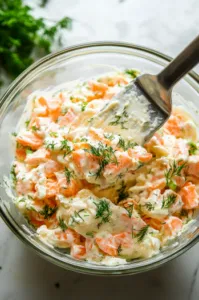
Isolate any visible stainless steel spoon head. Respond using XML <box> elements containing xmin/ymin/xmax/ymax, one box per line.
<box><xmin>91</xmin><ymin>35</ymin><xmax>199</xmax><ymax>145</ymax></box>
<box><xmin>91</xmin><ymin>74</ymin><xmax>171</xmax><ymax>145</ymax></box>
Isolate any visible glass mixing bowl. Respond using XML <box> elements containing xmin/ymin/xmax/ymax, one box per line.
<box><xmin>0</xmin><ymin>42</ymin><xmax>198</xmax><ymax>276</ymax></box>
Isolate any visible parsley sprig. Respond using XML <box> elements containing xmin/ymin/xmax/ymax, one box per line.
<box><xmin>0</xmin><ymin>0</ymin><xmax>72</xmax><ymax>82</ymax></box>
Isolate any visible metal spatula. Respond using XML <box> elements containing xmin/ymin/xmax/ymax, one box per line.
<box><xmin>92</xmin><ymin>35</ymin><xmax>199</xmax><ymax>145</ymax></box>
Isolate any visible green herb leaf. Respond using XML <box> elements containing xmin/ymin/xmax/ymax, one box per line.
<box><xmin>86</xmin><ymin>231</ymin><xmax>94</xmax><ymax>238</ymax></box>
<box><xmin>0</xmin><ymin>0</ymin><xmax>72</xmax><ymax>80</ymax></box>
<box><xmin>109</xmin><ymin>107</ymin><xmax>129</xmax><ymax>129</ymax></box>
<box><xmin>64</xmin><ymin>167</ymin><xmax>74</xmax><ymax>184</ymax></box>
<box><xmin>188</xmin><ymin>141</ymin><xmax>197</xmax><ymax>155</ymax></box>
<box><xmin>49</xmin><ymin>132</ymin><xmax>58</xmax><ymax>137</ymax></box>
<box><xmin>145</xmin><ymin>202</ymin><xmax>155</xmax><ymax>211</ymax></box>
<box><xmin>40</xmin><ymin>205</ymin><xmax>57</xmax><ymax>219</ymax></box>
<box><xmin>86</xmin><ymin>142</ymin><xmax>118</xmax><ymax>178</ymax></box>
<box><xmin>10</xmin><ymin>164</ymin><xmax>17</xmax><ymax>185</ymax></box>
<box><xmin>117</xmin><ymin>137</ymin><xmax>137</xmax><ymax>151</ymax></box>
<box><xmin>117</xmin><ymin>181</ymin><xmax>128</xmax><ymax>202</ymax></box>
<box><xmin>135</xmin><ymin>225</ymin><xmax>149</xmax><ymax>242</ymax></box>
<box><xmin>60</xmin><ymin>139</ymin><xmax>72</xmax><ymax>154</ymax></box>
<box><xmin>165</xmin><ymin>161</ymin><xmax>186</xmax><ymax>190</ymax></box>
<box><xmin>162</xmin><ymin>194</ymin><xmax>176</xmax><ymax>209</ymax></box>
<box><xmin>81</xmin><ymin>102</ymin><xmax>88</xmax><ymax>112</ymax></box>
<box><xmin>125</xmin><ymin>69</ymin><xmax>139</xmax><ymax>79</ymax></box>
<box><xmin>94</xmin><ymin>199</ymin><xmax>112</xmax><ymax>227</ymax></box>
<box><xmin>125</xmin><ymin>204</ymin><xmax>134</xmax><ymax>218</ymax></box>
<box><xmin>58</xmin><ymin>217</ymin><xmax>68</xmax><ymax>231</ymax></box>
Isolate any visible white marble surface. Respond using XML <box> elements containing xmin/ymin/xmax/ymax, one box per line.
<box><xmin>0</xmin><ymin>0</ymin><xmax>199</xmax><ymax>299</ymax></box>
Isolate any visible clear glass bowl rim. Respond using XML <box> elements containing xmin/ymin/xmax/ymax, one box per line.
<box><xmin>0</xmin><ymin>41</ymin><xmax>198</xmax><ymax>276</ymax></box>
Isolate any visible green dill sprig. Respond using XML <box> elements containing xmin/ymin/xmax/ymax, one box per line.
<box><xmin>86</xmin><ymin>231</ymin><xmax>94</xmax><ymax>238</ymax></box>
<box><xmin>31</xmin><ymin>125</ymin><xmax>39</xmax><ymax>132</ymax></box>
<box><xmin>10</xmin><ymin>164</ymin><xmax>17</xmax><ymax>185</ymax></box>
<box><xmin>60</xmin><ymin>139</ymin><xmax>72</xmax><ymax>155</ymax></box>
<box><xmin>94</xmin><ymin>199</ymin><xmax>112</xmax><ymax>227</ymax></box>
<box><xmin>45</xmin><ymin>140</ymin><xmax>56</xmax><ymax>150</ymax></box>
<box><xmin>86</xmin><ymin>142</ymin><xmax>118</xmax><ymax>178</ymax></box>
<box><xmin>64</xmin><ymin>167</ymin><xmax>74</xmax><ymax>184</ymax></box>
<box><xmin>165</xmin><ymin>160</ymin><xmax>186</xmax><ymax>190</ymax></box>
<box><xmin>69</xmin><ymin>209</ymin><xmax>85</xmax><ymax>226</ymax></box>
<box><xmin>117</xmin><ymin>244</ymin><xmax>122</xmax><ymax>255</ymax></box>
<box><xmin>117</xmin><ymin>137</ymin><xmax>137</xmax><ymax>151</ymax></box>
<box><xmin>58</xmin><ymin>217</ymin><xmax>68</xmax><ymax>231</ymax></box>
<box><xmin>49</xmin><ymin>132</ymin><xmax>58</xmax><ymax>138</ymax></box>
<box><xmin>145</xmin><ymin>202</ymin><xmax>155</xmax><ymax>211</ymax></box>
<box><xmin>81</xmin><ymin>102</ymin><xmax>88</xmax><ymax>112</ymax></box>
<box><xmin>0</xmin><ymin>0</ymin><xmax>72</xmax><ymax>81</ymax></box>
<box><xmin>117</xmin><ymin>181</ymin><xmax>128</xmax><ymax>202</ymax></box>
<box><xmin>135</xmin><ymin>225</ymin><xmax>149</xmax><ymax>242</ymax></box>
<box><xmin>188</xmin><ymin>141</ymin><xmax>198</xmax><ymax>155</ymax></box>
<box><xmin>162</xmin><ymin>194</ymin><xmax>176</xmax><ymax>209</ymax></box>
<box><xmin>103</xmin><ymin>133</ymin><xmax>115</xmax><ymax>141</ymax></box>
<box><xmin>125</xmin><ymin>204</ymin><xmax>134</xmax><ymax>218</ymax></box>
<box><xmin>124</xmin><ymin>69</ymin><xmax>139</xmax><ymax>79</ymax></box>
<box><xmin>109</xmin><ymin>107</ymin><xmax>129</xmax><ymax>129</ymax></box>
<box><xmin>40</xmin><ymin>205</ymin><xmax>57</xmax><ymax>219</ymax></box>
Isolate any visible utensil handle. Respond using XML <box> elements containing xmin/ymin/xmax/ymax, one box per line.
<box><xmin>157</xmin><ymin>35</ymin><xmax>199</xmax><ymax>90</ymax></box>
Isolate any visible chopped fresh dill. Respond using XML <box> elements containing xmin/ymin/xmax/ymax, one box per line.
<box><xmin>58</xmin><ymin>217</ymin><xmax>68</xmax><ymax>231</ymax></box>
<box><xmin>162</xmin><ymin>194</ymin><xmax>177</xmax><ymax>209</ymax></box>
<box><xmin>86</xmin><ymin>231</ymin><xmax>94</xmax><ymax>238</ymax></box>
<box><xmin>180</xmin><ymin>209</ymin><xmax>189</xmax><ymax>217</ymax></box>
<box><xmin>49</xmin><ymin>132</ymin><xmax>58</xmax><ymax>138</ymax></box>
<box><xmin>94</xmin><ymin>199</ymin><xmax>112</xmax><ymax>227</ymax></box>
<box><xmin>69</xmin><ymin>209</ymin><xmax>85</xmax><ymax>226</ymax></box>
<box><xmin>109</xmin><ymin>107</ymin><xmax>129</xmax><ymax>129</ymax></box>
<box><xmin>79</xmin><ymin>137</ymin><xmax>88</xmax><ymax>142</ymax></box>
<box><xmin>165</xmin><ymin>161</ymin><xmax>186</xmax><ymax>190</ymax></box>
<box><xmin>125</xmin><ymin>204</ymin><xmax>134</xmax><ymax>218</ymax></box>
<box><xmin>117</xmin><ymin>181</ymin><xmax>128</xmax><ymax>202</ymax></box>
<box><xmin>137</xmin><ymin>162</ymin><xmax>144</xmax><ymax>170</ymax></box>
<box><xmin>60</xmin><ymin>139</ymin><xmax>72</xmax><ymax>155</ymax></box>
<box><xmin>40</xmin><ymin>205</ymin><xmax>57</xmax><ymax>219</ymax></box>
<box><xmin>117</xmin><ymin>137</ymin><xmax>137</xmax><ymax>151</ymax></box>
<box><xmin>10</xmin><ymin>164</ymin><xmax>17</xmax><ymax>185</ymax></box>
<box><xmin>86</xmin><ymin>142</ymin><xmax>118</xmax><ymax>178</ymax></box>
<box><xmin>104</xmin><ymin>133</ymin><xmax>115</xmax><ymax>141</ymax></box>
<box><xmin>11</xmin><ymin>132</ymin><xmax>17</xmax><ymax>137</ymax></box>
<box><xmin>25</xmin><ymin>120</ymin><xmax>30</xmax><ymax>128</ymax></box>
<box><xmin>31</xmin><ymin>125</ymin><xmax>39</xmax><ymax>132</ymax></box>
<box><xmin>117</xmin><ymin>244</ymin><xmax>122</xmax><ymax>255</ymax></box>
<box><xmin>81</xmin><ymin>102</ymin><xmax>88</xmax><ymax>112</ymax></box>
<box><xmin>188</xmin><ymin>141</ymin><xmax>197</xmax><ymax>155</ymax></box>
<box><xmin>125</xmin><ymin>69</ymin><xmax>139</xmax><ymax>79</ymax></box>
<box><xmin>145</xmin><ymin>202</ymin><xmax>155</xmax><ymax>211</ymax></box>
<box><xmin>135</xmin><ymin>225</ymin><xmax>149</xmax><ymax>242</ymax></box>
<box><xmin>45</xmin><ymin>141</ymin><xmax>56</xmax><ymax>150</ymax></box>
<box><xmin>64</xmin><ymin>167</ymin><xmax>74</xmax><ymax>184</ymax></box>
<box><xmin>25</xmin><ymin>149</ymin><xmax>33</xmax><ymax>155</ymax></box>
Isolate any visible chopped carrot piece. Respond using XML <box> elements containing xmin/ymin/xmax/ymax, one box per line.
<box><xmin>179</xmin><ymin>182</ymin><xmax>199</xmax><ymax>209</ymax></box>
<box><xmin>16</xmin><ymin>132</ymin><xmax>43</xmax><ymax>150</ymax></box>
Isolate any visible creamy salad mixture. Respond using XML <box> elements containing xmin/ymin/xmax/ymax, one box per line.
<box><xmin>11</xmin><ymin>69</ymin><xmax>199</xmax><ymax>265</ymax></box>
